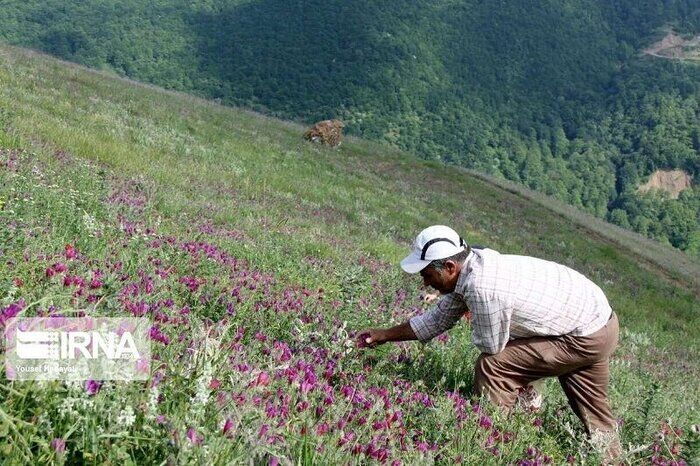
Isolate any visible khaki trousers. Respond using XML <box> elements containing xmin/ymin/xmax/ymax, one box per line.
<box><xmin>474</xmin><ymin>312</ymin><xmax>619</xmax><ymax>434</ymax></box>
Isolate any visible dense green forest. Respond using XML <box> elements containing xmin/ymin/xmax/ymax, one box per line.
<box><xmin>1</xmin><ymin>0</ymin><xmax>698</xmax><ymax>255</ymax></box>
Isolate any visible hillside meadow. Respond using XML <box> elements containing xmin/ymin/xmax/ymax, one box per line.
<box><xmin>0</xmin><ymin>46</ymin><xmax>698</xmax><ymax>464</ymax></box>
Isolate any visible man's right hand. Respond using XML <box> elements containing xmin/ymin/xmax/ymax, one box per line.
<box><xmin>356</xmin><ymin>329</ymin><xmax>385</xmax><ymax>348</ymax></box>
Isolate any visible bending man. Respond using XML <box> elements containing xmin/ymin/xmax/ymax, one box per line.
<box><xmin>359</xmin><ymin>225</ymin><xmax>620</xmax><ymax>457</ymax></box>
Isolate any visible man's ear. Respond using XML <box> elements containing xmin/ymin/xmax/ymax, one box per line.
<box><xmin>445</xmin><ymin>260</ymin><xmax>458</xmax><ymax>274</ymax></box>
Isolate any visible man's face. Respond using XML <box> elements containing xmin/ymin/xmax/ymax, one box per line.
<box><xmin>419</xmin><ymin>262</ymin><xmax>460</xmax><ymax>294</ymax></box>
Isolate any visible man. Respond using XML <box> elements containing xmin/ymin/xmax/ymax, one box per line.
<box><xmin>358</xmin><ymin>225</ymin><xmax>620</xmax><ymax>457</ymax></box>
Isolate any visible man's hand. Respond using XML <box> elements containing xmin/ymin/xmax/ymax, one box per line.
<box><xmin>420</xmin><ymin>292</ymin><xmax>440</xmax><ymax>304</ymax></box>
<box><xmin>355</xmin><ymin>322</ymin><xmax>417</xmax><ymax>348</ymax></box>
<box><xmin>356</xmin><ymin>329</ymin><xmax>385</xmax><ymax>348</ymax></box>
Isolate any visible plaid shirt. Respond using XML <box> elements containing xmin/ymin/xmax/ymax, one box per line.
<box><xmin>409</xmin><ymin>248</ymin><xmax>613</xmax><ymax>354</ymax></box>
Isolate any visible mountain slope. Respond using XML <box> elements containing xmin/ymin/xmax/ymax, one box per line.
<box><xmin>0</xmin><ymin>46</ymin><xmax>698</xmax><ymax>464</ymax></box>
<box><xmin>0</xmin><ymin>0</ymin><xmax>698</xmax><ymax>253</ymax></box>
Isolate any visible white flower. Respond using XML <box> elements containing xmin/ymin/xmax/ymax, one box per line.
<box><xmin>191</xmin><ymin>372</ymin><xmax>211</xmax><ymax>408</ymax></box>
<box><xmin>146</xmin><ymin>385</ymin><xmax>160</xmax><ymax>420</ymax></box>
<box><xmin>58</xmin><ymin>397</ymin><xmax>79</xmax><ymax>418</ymax></box>
<box><xmin>82</xmin><ymin>210</ymin><xmax>102</xmax><ymax>236</ymax></box>
<box><xmin>188</xmin><ymin>364</ymin><xmax>212</xmax><ymax>422</ymax></box>
<box><xmin>116</xmin><ymin>406</ymin><xmax>136</xmax><ymax>428</ymax></box>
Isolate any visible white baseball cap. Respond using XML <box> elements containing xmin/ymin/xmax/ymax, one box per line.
<box><xmin>400</xmin><ymin>225</ymin><xmax>467</xmax><ymax>274</ymax></box>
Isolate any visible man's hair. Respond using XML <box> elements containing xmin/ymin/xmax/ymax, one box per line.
<box><xmin>428</xmin><ymin>246</ymin><xmax>470</xmax><ymax>271</ymax></box>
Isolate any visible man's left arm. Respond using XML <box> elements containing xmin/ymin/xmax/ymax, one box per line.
<box><xmin>408</xmin><ymin>293</ymin><xmax>467</xmax><ymax>343</ymax></box>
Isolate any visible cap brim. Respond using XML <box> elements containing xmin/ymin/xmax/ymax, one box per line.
<box><xmin>400</xmin><ymin>253</ymin><xmax>430</xmax><ymax>274</ymax></box>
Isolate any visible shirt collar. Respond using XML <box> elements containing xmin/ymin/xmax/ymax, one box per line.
<box><xmin>454</xmin><ymin>249</ymin><xmax>477</xmax><ymax>293</ymax></box>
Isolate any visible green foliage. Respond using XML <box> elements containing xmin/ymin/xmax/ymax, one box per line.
<box><xmin>611</xmin><ymin>188</ymin><xmax>700</xmax><ymax>250</ymax></box>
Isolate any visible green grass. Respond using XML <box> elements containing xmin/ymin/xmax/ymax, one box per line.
<box><xmin>0</xmin><ymin>45</ymin><xmax>698</xmax><ymax>464</ymax></box>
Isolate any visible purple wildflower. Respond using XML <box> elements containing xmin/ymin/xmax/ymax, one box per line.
<box><xmin>186</xmin><ymin>427</ymin><xmax>203</xmax><ymax>445</ymax></box>
<box><xmin>1</xmin><ymin>299</ymin><xmax>25</xmax><ymax>326</ymax></box>
<box><xmin>223</xmin><ymin>418</ymin><xmax>235</xmax><ymax>436</ymax></box>
<box><xmin>65</xmin><ymin>244</ymin><xmax>77</xmax><ymax>260</ymax></box>
<box><xmin>51</xmin><ymin>438</ymin><xmax>66</xmax><ymax>454</ymax></box>
<box><xmin>316</xmin><ymin>423</ymin><xmax>330</xmax><ymax>435</ymax></box>
<box><xmin>149</xmin><ymin>326</ymin><xmax>170</xmax><ymax>345</ymax></box>
<box><xmin>479</xmin><ymin>415</ymin><xmax>493</xmax><ymax>429</ymax></box>
<box><xmin>85</xmin><ymin>379</ymin><xmax>102</xmax><ymax>395</ymax></box>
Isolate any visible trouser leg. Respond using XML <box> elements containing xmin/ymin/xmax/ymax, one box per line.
<box><xmin>473</xmin><ymin>313</ymin><xmax>619</xmax><ymax>418</ymax></box>
<box><xmin>473</xmin><ymin>313</ymin><xmax>621</xmax><ymax>461</ymax></box>
<box><xmin>558</xmin><ymin>359</ymin><xmax>616</xmax><ymax>434</ymax></box>
<box><xmin>473</xmin><ymin>336</ymin><xmax>562</xmax><ymax>408</ymax></box>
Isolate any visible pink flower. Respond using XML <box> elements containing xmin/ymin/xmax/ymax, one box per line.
<box><xmin>65</xmin><ymin>244</ymin><xmax>77</xmax><ymax>260</ymax></box>
<box><xmin>186</xmin><ymin>427</ymin><xmax>203</xmax><ymax>445</ymax></box>
<box><xmin>149</xmin><ymin>326</ymin><xmax>170</xmax><ymax>345</ymax></box>
<box><xmin>179</xmin><ymin>276</ymin><xmax>203</xmax><ymax>293</ymax></box>
<box><xmin>209</xmin><ymin>378</ymin><xmax>221</xmax><ymax>390</ymax></box>
<box><xmin>316</xmin><ymin>423</ymin><xmax>330</xmax><ymax>435</ymax></box>
<box><xmin>337</xmin><ymin>431</ymin><xmax>355</xmax><ymax>446</ymax></box>
<box><xmin>51</xmin><ymin>438</ymin><xmax>66</xmax><ymax>454</ymax></box>
<box><xmin>251</xmin><ymin>371</ymin><xmax>270</xmax><ymax>387</ymax></box>
<box><xmin>300</xmin><ymin>371</ymin><xmax>317</xmax><ymax>394</ymax></box>
<box><xmin>479</xmin><ymin>415</ymin><xmax>493</xmax><ymax>429</ymax></box>
<box><xmin>1</xmin><ymin>299</ymin><xmax>25</xmax><ymax>326</ymax></box>
<box><xmin>222</xmin><ymin>418</ymin><xmax>235</xmax><ymax>436</ymax></box>
<box><xmin>136</xmin><ymin>358</ymin><xmax>150</xmax><ymax>374</ymax></box>
<box><xmin>85</xmin><ymin>380</ymin><xmax>101</xmax><ymax>395</ymax></box>
<box><xmin>54</xmin><ymin>262</ymin><xmax>67</xmax><ymax>273</ymax></box>
<box><xmin>274</xmin><ymin>341</ymin><xmax>292</xmax><ymax>362</ymax></box>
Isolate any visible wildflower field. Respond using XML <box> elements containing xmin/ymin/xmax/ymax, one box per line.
<box><xmin>0</xmin><ymin>46</ymin><xmax>698</xmax><ymax>465</ymax></box>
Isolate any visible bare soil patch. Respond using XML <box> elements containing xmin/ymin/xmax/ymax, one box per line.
<box><xmin>638</xmin><ymin>169</ymin><xmax>693</xmax><ymax>199</ymax></box>
<box><xmin>644</xmin><ymin>30</ymin><xmax>700</xmax><ymax>61</ymax></box>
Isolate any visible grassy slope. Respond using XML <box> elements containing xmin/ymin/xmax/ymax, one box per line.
<box><xmin>0</xmin><ymin>46</ymin><xmax>698</xmax><ymax>464</ymax></box>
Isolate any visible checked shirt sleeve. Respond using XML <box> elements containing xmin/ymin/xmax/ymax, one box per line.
<box><xmin>468</xmin><ymin>294</ymin><xmax>513</xmax><ymax>354</ymax></box>
<box><xmin>409</xmin><ymin>293</ymin><xmax>466</xmax><ymax>343</ymax></box>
